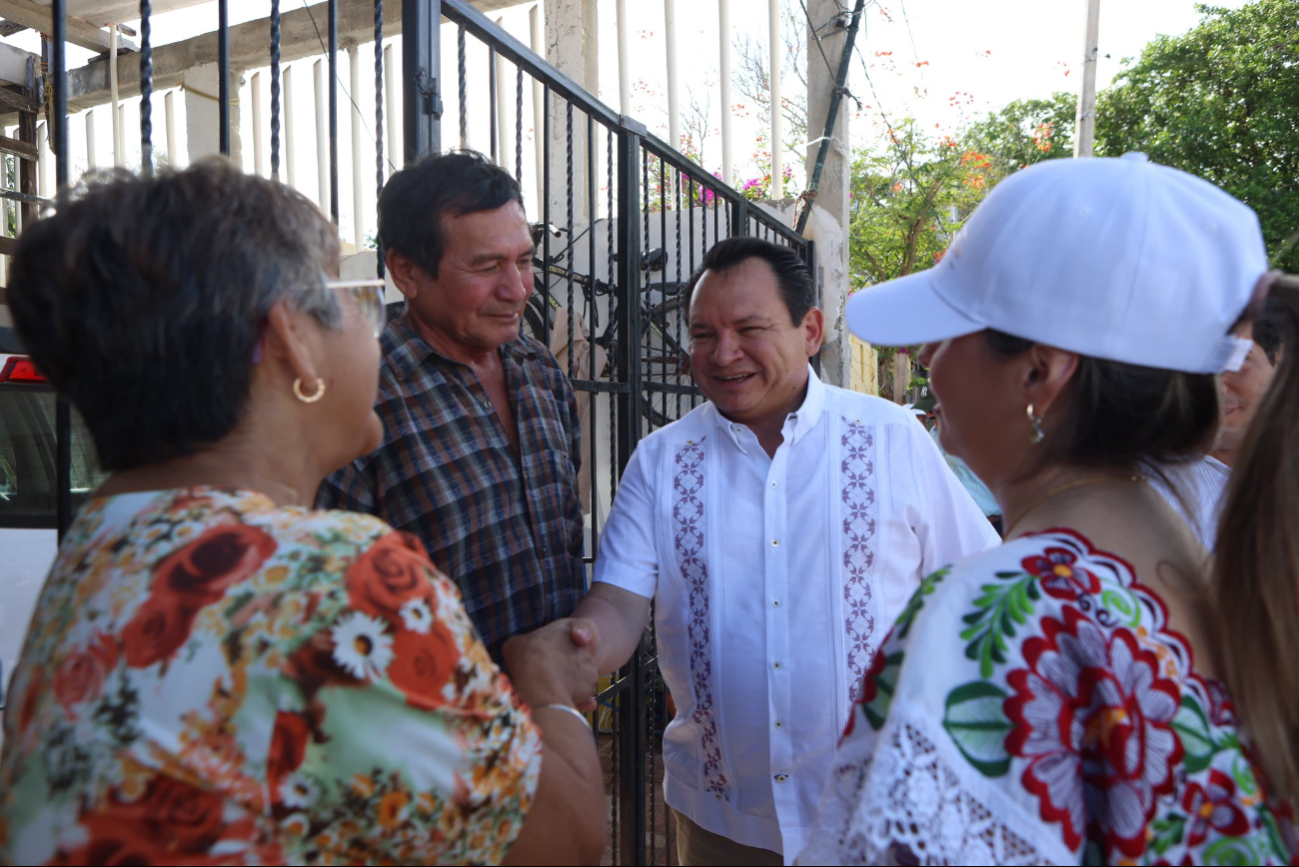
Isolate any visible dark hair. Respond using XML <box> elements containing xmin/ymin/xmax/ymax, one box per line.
<box><xmin>7</xmin><ymin>158</ymin><xmax>341</xmax><ymax>472</ymax></box>
<box><xmin>1214</xmin><ymin>279</ymin><xmax>1299</xmax><ymax>802</ymax></box>
<box><xmin>1252</xmin><ymin>293</ymin><xmax>1286</xmax><ymax>364</ymax></box>
<box><xmin>687</xmin><ymin>236</ymin><xmax>818</xmax><ymax>324</ymax></box>
<box><xmin>983</xmin><ymin>330</ymin><xmax>1220</xmax><ymax>471</ymax></box>
<box><xmin>377</xmin><ymin>149</ymin><xmax>525</xmax><ymax>278</ymax></box>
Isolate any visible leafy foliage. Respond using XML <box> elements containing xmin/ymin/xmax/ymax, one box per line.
<box><xmin>1095</xmin><ymin>0</ymin><xmax>1299</xmax><ymax>270</ymax></box>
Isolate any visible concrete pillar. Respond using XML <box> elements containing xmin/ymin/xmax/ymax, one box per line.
<box><xmin>803</xmin><ymin>0</ymin><xmax>852</xmax><ymax>388</ymax></box>
<box><xmin>544</xmin><ymin>0</ymin><xmax>597</xmax><ymax>226</ymax></box>
<box><xmin>183</xmin><ymin>62</ymin><xmax>243</xmax><ymax>164</ymax></box>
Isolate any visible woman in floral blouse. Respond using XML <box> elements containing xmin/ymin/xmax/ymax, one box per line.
<box><xmin>0</xmin><ymin>160</ymin><xmax>606</xmax><ymax>865</ymax></box>
<box><xmin>800</xmin><ymin>155</ymin><xmax>1299</xmax><ymax>865</ymax></box>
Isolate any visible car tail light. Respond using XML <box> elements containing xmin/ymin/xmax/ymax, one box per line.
<box><xmin>0</xmin><ymin>356</ymin><xmax>44</xmax><ymax>383</ymax></box>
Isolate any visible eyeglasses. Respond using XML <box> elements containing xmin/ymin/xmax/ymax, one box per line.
<box><xmin>327</xmin><ymin>278</ymin><xmax>387</xmax><ymax>338</ymax></box>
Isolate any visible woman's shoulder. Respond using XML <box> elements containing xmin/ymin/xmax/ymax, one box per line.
<box><xmin>863</xmin><ymin>527</ymin><xmax>1188</xmax><ymax>747</ymax></box>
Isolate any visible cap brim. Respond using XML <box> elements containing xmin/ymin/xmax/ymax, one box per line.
<box><xmin>846</xmin><ymin>269</ymin><xmax>985</xmax><ymax>347</ymax></box>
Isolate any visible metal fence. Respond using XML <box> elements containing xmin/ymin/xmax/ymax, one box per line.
<box><xmin>32</xmin><ymin>1</ymin><xmax>813</xmax><ymax>863</ymax></box>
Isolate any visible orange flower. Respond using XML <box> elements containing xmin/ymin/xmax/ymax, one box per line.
<box><xmin>345</xmin><ymin>532</ymin><xmax>437</xmax><ymax>624</ymax></box>
<box><xmin>388</xmin><ymin>624</ymin><xmax>459</xmax><ymax>710</ymax></box>
<box><xmin>377</xmin><ymin>791</ymin><xmax>410</xmax><ymax>829</ymax></box>
<box><xmin>154</xmin><ymin>523</ymin><xmax>278</xmax><ymax>608</ymax></box>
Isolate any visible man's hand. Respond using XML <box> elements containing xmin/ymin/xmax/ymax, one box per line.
<box><xmin>503</xmin><ymin>618</ymin><xmax>601</xmax><ymax>713</ymax></box>
<box><xmin>570</xmin><ymin>618</ymin><xmax>599</xmax><ymax>651</ymax></box>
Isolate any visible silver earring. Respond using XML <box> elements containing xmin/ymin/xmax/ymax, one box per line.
<box><xmin>1027</xmin><ymin>403</ymin><xmax>1045</xmax><ymax>444</ymax></box>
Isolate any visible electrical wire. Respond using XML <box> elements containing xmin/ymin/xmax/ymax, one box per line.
<box><xmin>897</xmin><ymin>0</ymin><xmax>926</xmax><ymax>84</ymax></box>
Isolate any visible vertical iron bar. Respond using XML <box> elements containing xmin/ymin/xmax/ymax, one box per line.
<box><xmin>218</xmin><ymin>0</ymin><xmax>230</xmax><ymax>155</ymax></box>
<box><xmin>586</xmin><ymin>112</ymin><xmax>598</xmax><ymax>549</ymax></box>
<box><xmin>329</xmin><ymin>0</ymin><xmax>340</xmax><ymax>219</ymax></box>
<box><xmin>614</xmin><ymin>127</ymin><xmax>645</xmax><ymax>866</ymax></box>
<box><xmin>51</xmin><ymin>0</ymin><xmax>70</xmax><ymax>540</ymax></box>
<box><xmin>674</xmin><ymin>166</ymin><xmax>683</xmax><ymax>421</ymax></box>
<box><xmin>565</xmin><ymin>102</ymin><xmax>573</xmax><ymax>378</ymax></box>
<box><xmin>270</xmin><ymin>0</ymin><xmax>281</xmax><ymax>179</ymax></box>
<box><xmin>489</xmin><ymin>47</ymin><xmax>498</xmax><ymax>164</ymax></box>
<box><xmin>401</xmin><ymin>0</ymin><xmax>439</xmax><ymax>164</ymax></box>
<box><xmin>515</xmin><ymin>66</ymin><xmax>524</xmax><ymax>180</ymax></box>
<box><xmin>138</xmin><ymin>0</ymin><xmax>153</xmax><ymax>174</ymax></box>
<box><xmin>641</xmin><ymin>146</ymin><xmax>649</xmax><ymax>430</ymax></box>
<box><xmin>541</xmin><ymin>86</ymin><xmax>551</xmax><ymax>335</ymax></box>
<box><xmin>374</xmin><ymin>0</ymin><xmax>385</xmax><ymax>277</ymax></box>
<box><xmin>606</xmin><ymin>126</ymin><xmax>619</xmax><ymax>862</ymax></box>
<box><xmin>658</xmin><ymin>155</ymin><xmax>667</xmax><ymax>426</ymax></box>
<box><xmin>457</xmin><ymin>26</ymin><xmax>467</xmax><ymax>148</ymax></box>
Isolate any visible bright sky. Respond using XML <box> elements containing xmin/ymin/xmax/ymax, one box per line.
<box><xmin>603</xmin><ymin>0</ymin><xmax>1255</xmax><ymax>179</ymax></box>
<box><xmin>0</xmin><ymin>0</ymin><xmax>1255</xmax><ymax>242</ymax></box>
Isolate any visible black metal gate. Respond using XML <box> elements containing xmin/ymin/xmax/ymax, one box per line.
<box><xmin>32</xmin><ymin>1</ymin><xmax>813</xmax><ymax>863</ymax></box>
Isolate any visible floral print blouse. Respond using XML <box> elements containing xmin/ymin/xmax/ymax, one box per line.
<box><xmin>799</xmin><ymin>528</ymin><xmax>1297</xmax><ymax>866</ymax></box>
<box><xmin>0</xmin><ymin>488</ymin><xmax>542</xmax><ymax>865</ymax></box>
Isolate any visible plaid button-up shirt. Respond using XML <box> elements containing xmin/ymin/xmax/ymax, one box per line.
<box><xmin>317</xmin><ymin>317</ymin><xmax>586</xmax><ymax>656</ymax></box>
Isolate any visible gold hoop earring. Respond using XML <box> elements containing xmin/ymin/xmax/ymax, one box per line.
<box><xmin>293</xmin><ymin>377</ymin><xmax>326</xmax><ymax>403</ymax></box>
<box><xmin>1027</xmin><ymin>403</ymin><xmax>1045</xmax><ymax>444</ymax></box>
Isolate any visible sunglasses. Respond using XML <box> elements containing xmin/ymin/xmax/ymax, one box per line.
<box><xmin>326</xmin><ymin>278</ymin><xmax>388</xmax><ymax>338</ymax></box>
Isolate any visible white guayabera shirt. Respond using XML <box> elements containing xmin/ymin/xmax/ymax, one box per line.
<box><xmin>593</xmin><ymin>368</ymin><xmax>1000</xmax><ymax>862</ymax></box>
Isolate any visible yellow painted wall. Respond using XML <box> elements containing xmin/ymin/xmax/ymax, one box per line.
<box><xmin>850</xmin><ymin>335</ymin><xmax>879</xmax><ymax>396</ymax></box>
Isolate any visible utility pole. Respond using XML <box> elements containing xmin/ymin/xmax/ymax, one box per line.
<box><xmin>1074</xmin><ymin>0</ymin><xmax>1101</xmax><ymax>157</ymax></box>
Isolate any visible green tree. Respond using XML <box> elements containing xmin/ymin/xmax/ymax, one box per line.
<box><xmin>1095</xmin><ymin>0</ymin><xmax>1299</xmax><ymax>269</ymax></box>
<box><xmin>848</xmin><ymin>120</ymin><xmax>998</xmax><ymax>287</ymax></box>
<box><xmin>967</xmin><ymin>93</ymin><xmax>1076</xmax><ymax>176</ymax></box>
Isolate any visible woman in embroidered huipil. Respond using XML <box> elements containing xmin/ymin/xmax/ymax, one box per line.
<box><xmin>800</xmin><ymin>156</ymin><xmax>1299</xmax><ymax>865</ymax></box>
<box><xmin>0</xmin><ymin>161</ymin><xmax>606</xmax><ymax>865</ymax></box>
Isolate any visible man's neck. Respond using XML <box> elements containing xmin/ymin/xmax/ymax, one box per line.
<box><xmin>720</xmin><ymin>377</ymin><xmax>812</xmax><ymax>458</ymax></box>
<box><xmin>1209</xmin><ymin>446</ymin><xmax>1235</xmax><ymax>468</ymax></box>
<box><xmin>403</xmin><ymin>309</ymin><xmax>501</xmax><ymax>369</ymax></box>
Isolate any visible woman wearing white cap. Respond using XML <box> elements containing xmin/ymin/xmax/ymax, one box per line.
<box><xmin>798</xmin><ymin>154</ymin><xmax>1298</xmax><ymax>865</ymax></box>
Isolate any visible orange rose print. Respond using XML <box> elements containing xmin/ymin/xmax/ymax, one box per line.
<box><xmin>121</xmin><ymin>593</ymin><xmax>195</xmax><ymax>669</ymax></box>
<box><xmin>154</xmin><ymin>524</ymin><xmax>278</xmax><ymax>608</ymax></box>
<box><xmin>52</xmin><ymin>633</ymin><xmax>119</xmax><ymax>719</ymax></box>
<box><xmin>345</xmin><ymin>532</ymin><xmax>437</xmax><ymax>623</ymax></box>
<box><xmin>387</xmin><ymin>624</ymin><xmax>459</xmax><ymax>710</ymax></box>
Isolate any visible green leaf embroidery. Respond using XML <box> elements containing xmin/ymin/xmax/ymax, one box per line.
<box><xmin>1149</xmin><ymin>813</ymin><xmax>1187</xmax><ymax>856</ymax></box>
<box><xmin>1202</xmin><ymin>836</ymin><xmax>1259</xmax><ymax>866</ymax></box>
<box><xmin>959</xmin><ymin>572</ymin><xmax>1040</xmax><ymax>678</ymax></box>
<box><xmin>942</xmin><ymin>681</ymin><xmax>1012</xmax><ymax>777</ymax></box>
<box><xmin>863</xmin><ymin>651</ymin><xmax>905</xmax><ymax>731</ymax></box>
<box><xmin>1172</xmin><ymin>695</ymin><xmax>1216</xmax><ymax>774</ymax></box>
<box><xmin>894</xmin><ymin>567</ymin><xmax>950</xmax><ymax>641</ymax></box>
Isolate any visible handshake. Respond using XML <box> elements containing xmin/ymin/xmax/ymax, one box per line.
<box><xmin>502</xmin><ymin>617</ymin><xmax>603</xmax><ymax>713</ymax></box>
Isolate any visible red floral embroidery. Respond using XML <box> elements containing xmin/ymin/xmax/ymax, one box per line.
<box><xmin>1005</xmin><ymin>607</ymin><xmax>1183</xmax><ymax>857</ymax></box>
<box><xmin>1182</xmin><ymin>770</ymin><xmax>1250</xmax><ymax>846</ymax></box>
<box><xmin>1021</xmin><ymin>547</ymin><xmax>1100</xmax><ymax>600</ymax></box>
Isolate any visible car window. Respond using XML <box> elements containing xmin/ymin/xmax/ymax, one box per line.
<box><xmin>0</xmin><ymin>387</ymin><xmax>107</xmax><ymax>528</ymax></box>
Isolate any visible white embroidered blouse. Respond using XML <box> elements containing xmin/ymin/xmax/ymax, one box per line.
<box><xmin>594</xmin><ymin>368</ymin><xmax>999</xmax><ymax>859</ymax></box>
<box><xmin>798</xmin><ymin>528</ymin><xmax>1297</xmax><ymax>866</ymax></box>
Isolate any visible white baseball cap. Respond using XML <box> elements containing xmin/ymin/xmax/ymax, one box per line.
<box><xmin>845</xmin><ymin>153</ymin><xmax>1266</xmax><ymax>373</ymax></box>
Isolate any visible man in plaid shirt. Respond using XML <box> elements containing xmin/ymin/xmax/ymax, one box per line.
<box><xmin>318</xmin><ymin>151</ymin><xmax>585</xmax><ymax>660</ymax></box>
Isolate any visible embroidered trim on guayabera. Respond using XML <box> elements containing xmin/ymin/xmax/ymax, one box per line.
<box><xmin>672</xmin><ymin>438</ymin><xmax>729</xmax><ymax>801</ymax></box>
<box><xmin>841</xmin><ymin>419</ymin><xmax>879</xmax><ymax>703</ymax></box>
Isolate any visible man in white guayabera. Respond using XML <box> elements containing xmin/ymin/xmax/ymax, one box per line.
<box><xmin>570</xmin><ymin>237</ymin><xmax>1000</xmax><ymax>866</ymax></box>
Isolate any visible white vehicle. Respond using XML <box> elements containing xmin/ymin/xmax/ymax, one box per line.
<box><xmin>0</xmin><ymin>325</ymin><xmax>106</xmax><ymax>718</ymax></box>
